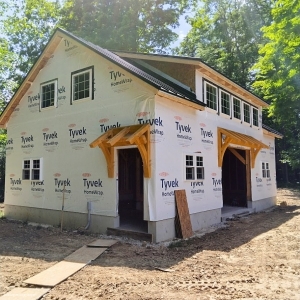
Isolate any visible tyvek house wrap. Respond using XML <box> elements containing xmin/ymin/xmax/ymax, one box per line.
<box><xmin>4</xmin><ymin>30</ymin><xmax>278</xmax><ymax>228</ymax></box>
<box><xmin>5</xmin><ymin>34</ymin><xmax>158</xmax><ymax>221</ymax></box>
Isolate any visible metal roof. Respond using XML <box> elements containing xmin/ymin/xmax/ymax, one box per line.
<box><xmin>262</xmin><ymin>124</ymin><xmax>284</xmax><ymax>138</ymax></box>
<box><xmin>60</xmin><ymin>29</ymin><xmax>201</xmax><ymax>105</ymax></box>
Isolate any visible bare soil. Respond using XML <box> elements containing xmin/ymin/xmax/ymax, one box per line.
<box><xmin>0</xmin><ymin>188</ymin><xmax>299</xmax><ymax>300</ymax></box>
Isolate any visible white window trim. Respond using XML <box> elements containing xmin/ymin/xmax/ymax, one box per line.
<box><xmin>243</xmin><ymin>102</ymin><xmax>251</xmax><ymax>125</ymax></box>
<box><xmin>262</xmin><ymin>161</ymin><xmax>270</xmax><ymax>178</ymax></box>
<box><xmin>184</xmin><ymin>154</ymin><xmax>205</xmax><ymax>181</ymax></box>
<box><xmin>219</xmin><ymin>89</ymin><xmax>231</xmax><ymax>118</ymax></box>
<box><xmin>71</xmin><ymin>67</ymin><xmax>93</xmax><ymax>104</ymax></box>
<box><xmin>252</xmin><ymin>107</ymin><xmax>259</xmax><ymax>128</ymax></box>
<box><xmin>204</xmin><ymin>81</ymin><xmax>218</xmax><ymax>112</ymax></box>
<box><xmin>40</xmin><ymin>79</ymin><xmax>57</xmax><ymax>110</ymax></box>
<box><xmin>22</xmin><ymin>158</ymin><xmax>43</xmax><ymax>181</ymax></box>
<box><xmin>232</xmin><ymin>96</ymin><xmax>242</xmax><ymax>121</ymax></box>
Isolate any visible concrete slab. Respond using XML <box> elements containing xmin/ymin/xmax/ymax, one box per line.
<box><xmin>87</xmin><ymin>239</ymin><xmax>118</xmax><ymax>248</ymax></box>
<box><xmin>0</xmin><ymin>287</ymin><xmax>50</xmax><ymax>299</ymax></box>
<box><xmin>23</xmin><ymin>261</ymin><xmax>85</xmax><ymax>287</ymax></box>
<box><xmin>64</xmin><ymin>245</ymin><xmax>107</xmax><ymax>263</ymax></box>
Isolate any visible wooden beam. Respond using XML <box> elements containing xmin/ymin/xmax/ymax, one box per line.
<box><xmin>246</xmin><ymin>150</ymin><xmax>252</xmax><ymax>201</ymax></box>
<box><xmin>228</xmin><ymin>148</ymin><xmax>246</xmax><ymax>165</ymax></box>
<box><xmin>107</xmin><ymin>127</ymin><xmax>130</xmax><ymax>146</ymax></box>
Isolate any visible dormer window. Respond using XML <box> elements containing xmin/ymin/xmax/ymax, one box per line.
<box><xmin>243</xmin><ymin>103</ymin><xmax>251</xmax><ymax>124</ymax></box>
<box><xmin>220</xmin><ymin>90</ymin><xmax>230</xmax><ymax>116</ymax></box>
<box><xmin>252</xmin><ymin>107</ymin><xmax>259</xmax><ymax>127</ymax></box>
<box><xmin>205</xmin><ymin>82</ymin><xmax>217</xmax><ymax>111</ymax></box>
<box><xmin>233</xmin><ymin>97</ymin><xmax>241</xmax><ymax>120</ymax></box>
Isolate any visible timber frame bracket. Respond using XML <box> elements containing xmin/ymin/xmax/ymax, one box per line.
<box><xmin>217</xmin><ymin>127</ymin><xmax>269</xmax><ymax>169</ymax></box>
<box><xmin>90</xmin><ymin>124</ymin><xmax>151</xmax><ymax>178</ymax></box>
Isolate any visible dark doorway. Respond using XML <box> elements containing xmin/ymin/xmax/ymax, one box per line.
<box><xmin>222</xmin><ymin>148</ymin><xmax>248</xmax><ymax>207</ymax></box>
<box><xmin>118</xmin><ymin>148</ymin><xmax>146</xmax><ymax>230</ymax></box>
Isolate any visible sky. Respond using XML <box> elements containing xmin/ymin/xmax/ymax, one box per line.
<box><xmin>171</xmin><ymin>14</ymin><xmax>192</xmax><ymax>49</ymax></box>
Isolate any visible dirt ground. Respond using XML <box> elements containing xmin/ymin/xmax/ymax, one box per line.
<box><xmin>0</xmin><ymin>188</ymin><xmax>299</xmax><ymax>300</ymax></box>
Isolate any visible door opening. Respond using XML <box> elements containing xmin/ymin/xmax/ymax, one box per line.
<box><xmin>222</xmin><ymin>148</ymin><xmax>250</xmax><ymax>207</ymax></box>
<box><xmin>118</xmin><ymin>148</ymin><xmax>147</xmax><ymax>231</ymax></box>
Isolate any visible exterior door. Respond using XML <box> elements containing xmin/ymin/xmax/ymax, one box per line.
<box><xmin>222</xmin><ymin>148</ymin><xmax>248</xmax><ymax>207</ymax></box>
<box><xmin>118</xmin><ymin>148</ymin><xmax>143</xmax><ymax>220</ymax></box>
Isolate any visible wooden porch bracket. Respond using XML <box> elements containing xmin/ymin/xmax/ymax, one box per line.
<box><xmin>90</xmin><ymin>124</ymin><xmax>151</xmax><ymax>178</ymax></box>
<box><xmin>218</xmin><ymin>127</ymin><xmax>269</xmax><ymax>169</ymax></box>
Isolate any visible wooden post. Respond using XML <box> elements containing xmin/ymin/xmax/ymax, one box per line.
<box><xmin>60</xmin><ymin>183</ymin><xmax>65</xmax><ymax>232</ymax></box>
<box><xmin>246</xmin><ymin>150</ymin><xmax>252</xmax><ymax>202</ymax></box>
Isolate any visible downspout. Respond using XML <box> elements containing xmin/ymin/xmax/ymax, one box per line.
<box><xmin>85</xmin><ymin>201</ymin><xmax>92</xmax><ymax>230</ymax></box>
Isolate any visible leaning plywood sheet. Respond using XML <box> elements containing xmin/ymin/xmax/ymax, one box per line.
<box><xmin>87</xmin><ymin>239</ymin><xmax>118</xmax><ymax>248</ymax></box>
<box><xmin>23</xmin><ymin>261</ymin><xmax>85</xmax><ymax>287</ymax></box>
<box><xmin>0</xmin><ymin>287</ymin><xmax>50</xmax><ymax>300</ymax></box>
<box><xmin>174</xmin><ymin>190</ymin><xmax>193</xmax><ymax>239</ymax></box>
<box><xmin>64</xmin><ymin>245</ymin><xmax>107</xmax><ymax>263</ymax></box>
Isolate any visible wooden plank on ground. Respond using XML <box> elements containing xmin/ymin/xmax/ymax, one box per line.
<box><xmin>23</xmin><ymin>261</ymin><xmax>85</xmax><ymax>287</ymax></box>
<box><xmin>174</xmin><ymin>190</ymin><xmax>193</xmax><ymax>239</ymax></box>
<box><xmin>87</xmin><ymin>239</ymin><xmax>118</xmax><ymax>248</ymax></box>
<box><xmin>64</xmin><ymin>245</ymin><xmax>107</xmax><ymax>263</ymax></box>
<box><xmin>0</xmin><ymin>288</ymin><xmax>50</xmax><ymax>300</ymax></box>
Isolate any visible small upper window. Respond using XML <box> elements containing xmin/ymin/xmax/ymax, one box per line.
<box><xmin>243</xmin><ymin>103</ymin><xmax>250</xmax><ymax>124</ymax></box>
<box><xmin>22</xmin><ymin>158</ymin><xmax>42</xmax><ymax>181</ymax></box>
<box><xmin>71</xmin><ymin>67</ymin><xmax>94</xmax><ymax>103</ymax></box>
<box><xmin>205</xmin><ymin>82</ymin><xmax>217</xmax><ymax>111</ymax></box>
<box><xmin>262</xmin><ymin>162</ymin><xmax>270</xmax><ymax>178</ymax></box>
<box><xmin>220</xmin><ymin>90</ymin><xmax>230</xmax><ymax>116</ymax></box>
<box><xmin>185</xmin><ymin>155</ymin><xmax>204</xmax><ymax>180</ymax></box>
<box><xmin>252</xmin><ymin>107</ymin><xmax>259</xmax><ymax>127</ymax></box>
<box><xmin>233</xmin><ymin>97</ymin><xmax>241</xmax><ymax>120</ymax></box>
<box><xmin>41</xmin><ymin>80</ymin><xmax>57</xmax><ymax>109</ymax></box>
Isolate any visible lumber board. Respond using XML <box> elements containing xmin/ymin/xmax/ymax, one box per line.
<box><xmin>23</xmin><ymin>261</ymin><xmax>85</xmax><ymax>287</ymax></box>
<box><xmin>0</xmin><ymin>288</ymin><xmax>50</xmax><ymax>300</ymax></box>
<box><xmin>64</xmin><ymin>245</ymin><xmax>107</xmax><ymax>263</ymax></box>
<box><xmin>174</xmin><ymin>190</ymin><xmax>193</xmax><ymax>239</ymax></box>
<box><xmin>87</xmin><ymin>239</ymin><xmax>118</xmax><ymax>248</ymax></box>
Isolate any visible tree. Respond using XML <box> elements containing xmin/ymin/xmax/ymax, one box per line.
<box><xmin>59</xmin><ymin>0</ymin><xmax>189</xmax><ymax>53</ymax></box>
<box><xmin>175</xmin><ymin>0</ymin><xmax>273</xmax><ymax>88</ymax></box>
<box><xmin>2</xmin><ymin>0</ymin><xmax>61</xmax><ymax>85</ymax></box>
<box><xmin>253</xmin><ymin>0</ymin><xmax>300</xmax><ymax>178</ymax></box>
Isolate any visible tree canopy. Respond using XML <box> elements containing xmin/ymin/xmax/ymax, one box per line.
<box><xmin>253</xmin><ymin>0</ymin><xmax>300</xmax><ymax>170</ymax></box>
<box><xmin>176</xmin><ymin>0</ymin><xmax>273</xmax><ymax>88</ymax></box>
<box><xmin>59</xmin><ymin>0</ymin><xmax>189</xmax><ymax>53</ymax></box>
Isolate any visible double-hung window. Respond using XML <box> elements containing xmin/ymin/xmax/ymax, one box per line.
<box><xmin>205</xmin><ymin>82</ymin><xmax>217</xmax><ymax>111</ymax></box>
<box><xmin>71</xmin><ymin>66</ymin><xmax>94</xmax><ymax>103</ymax></box>
<box><xmin>233</xmin><ymin>97</ymin><xmax>241</xmax><ymax>120</ymax></box>
<box><xmin>262</xmin><ymin>162</ymin><xmax>270</xmax><ymax>178</ymax></box>
<box><xmin>185</xmin><ymin>155</ymin><xmax>204</xmax><ymax>180</ymax></box>
<box><xmin>252</xmin><ymin>107</ymin><xmax>259</xmax><ymax>127</ymax></box>
<box><xmin>243</xmin><ymin>103</ymin><xmax>251</xmax><ymax>124</ymax></box>
<box><xmin>41</xmin><ymin>80</ymin><xmax>57</xmax><ymax>109</ymax></box>
<box><xmin>220</xmin><ymin>90</ymin><xmax>230</xmax><ymax>116</ymax></box>
<box><xmin>22</xmin><ymin>159</ymin><xmax>42</xmax><ymax>180</ymax></box>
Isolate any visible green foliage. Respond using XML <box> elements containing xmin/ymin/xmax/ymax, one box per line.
<box><xmin>59</xmin><ymin>0</ymin><xmax>189</xmax><ymax>53</ymax></box>
<box><xmin>176</xmin><ymin>0</ymin><xmax>273</xmax><ymax>88</ymax></box>
<box><xmin>3</xmin><ymin>0</ymin><xmax>61</xmax><ymax>85</ymax></box>
<box><xmin>253</xmin><ymin>0</ymin><xmax>300</xmax><ymax>170</ymax></box>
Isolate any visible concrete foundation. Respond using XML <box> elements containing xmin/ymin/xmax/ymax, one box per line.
<box><xmin>4</xmin><ymin>204</ymin><xmax>119</xmax><ymax>234</ymax></box>
<box><xmin>248</xmin><ymin>196</ymin><xmax>277</xmax><ymax>211</ymax></box>
<box><xmin>148</xmin><ymin>208</ymin><xmax>221</xmax><ymax>243</ymax></box>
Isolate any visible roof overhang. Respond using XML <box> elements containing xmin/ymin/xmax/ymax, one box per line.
<box><xmin>90</xmin><ymin>124</ymin><xmax>151</xmax><ymax>178</ymax></box>
<box><xmin>263</xmin><ymin>128</ymin><xmax>283</xmax><ymax>139</ymax></box>
<box><xmin>157</xmin><ymin>90</ymin><xmax>205</xmax><ymax>111</ymax></box>
<box><xmin>0</xmin><ymin>31</ymin><xmax>65</xmax><ymax>128</ymax></box>
<box><xmin>115</xmin><ymin>52</ymin><xmax>268</xmax><ymax>109</ymax></box>
<box><xmin>217</xmin><ymin>127</ymin><xmax>269</xmax><ymax>168</ymax></box>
